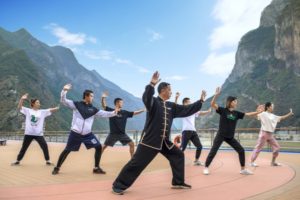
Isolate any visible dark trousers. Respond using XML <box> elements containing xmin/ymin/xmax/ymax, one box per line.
<box><xmin>181</xmin><ymin>130</ymin><xmax>202</xmax><ymax>160</ymax></box>
<box><xmin>17</xmin><ymin>135</ymin><xmax>50</xmax><ymax>161</ymax></box>
<box><xmin>55</xmin><ymin>145</ymin><xmax>102</xmax><ymax>169</ymax></box>
<box><xmin>113</xmin><ymin>142</ymin><xmax>185</xmax><ymax>190</ymax></box>
<box><xmin>205</xmin><ymin>134</ymin><xmax>245</xmax><ymax>167</ymax></box>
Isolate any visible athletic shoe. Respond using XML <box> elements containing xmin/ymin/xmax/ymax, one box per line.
<box><xmin>112</xmin><ymin>186</ymin><xmax>124</xmax><ymax>195</ymax></box>
<box><xmin>249</xmin><ymin>162</ymin><xmax>258</xmax><ymax>167</ymax></box>
<box><xmin>46</xmin><ymin>161</ymin><xmax>54</xmax><ymax>166</ymax></box>
<box><xmin>240</xmin><ymin>169</ymin><xmax>253</xmax><ymax>175</ymax></box>
<box><xmin>194</xmin><ymin>160</ymin><xmax>203</xmax><ymax>166</ymax></box>
<box><xmin>11</xmin><ymin>161</ymin><xmax>20</xmax><ymax>166</ymax></box>
<box><xmin>271</xmin><ymin>162</ymin><xmax>282</xmax><ymax>166</ymax></box>
<box><xmin>52</xmin><ymin>167</ymin><xmax>60</xmax><ymax>175</ymax></box>
<box><xmin>203</xmin><ymin>167</ymin><xmax>210</xmax><ymax>175</ymax></box>
<box><xmin>93</xmin><ymin>167</ymin><xmax>106</xmax><ymax>174</ymax></box>
<box><xmin>171</xmin><ymin>183</ymin><xmax>192</xmax><ymax>189</ymax></box>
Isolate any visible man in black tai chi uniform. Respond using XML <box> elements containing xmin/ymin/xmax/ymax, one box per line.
<box><xmin>112</xmin><ymin>71</ymin><xmax>206</xmax><ymax>195</ymax></box>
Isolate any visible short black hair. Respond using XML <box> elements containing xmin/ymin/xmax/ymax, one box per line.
<box><xmin>83</xmin><ymin>90</ymin><xmax>94</xmax><ymax>99</ymax></box>
<box><xmin>114</xmin><ymin>98</ymin><xmax>123</xmax><ymax>105</ymax></box>
<box><xmin>265</xmin><ymin>102</ymin><xmax>272</xmax><ymax>111</ymax></box>
<box><xmin>226</xmin><ymin>96</ymin><xmax>237</xmax><ymax>108</ymax></box>
<box><xmin>30</xmin><ymin>98</ymin><xmax>39</xmax><ymax>107</ymax></box>
<box><xmin>182</xmin><ymin>97</ymin><xmax>190</xmax><ymax>104</ymax></box>
<box><xmin>157</xmin><ymin>82</ymin><xmax>170</xmax><ymax>94</ymax></box>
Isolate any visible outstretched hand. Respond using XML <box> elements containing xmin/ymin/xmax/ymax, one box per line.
<box><xmin>200</xmin><ymin>90</ymin><xmax>207</xmax><ymax>101</ymax></box>
<box><xmin>290</xmin><ymin>108</ymin><xmax>294</xmax><ymax>116</ymax></box>
<box><xmin>256</xmin><ymin>104</ymin><xmax>265</xmax><ymax>113</ymax></box>
<box><xmin>175</xmin><ymin>92</ymin><xmax>180</xmax><ymax>99</ymax></box>
<box><xmin>102</xmin><ymin>91</ymin><xmax>109</xmax><ymax>98</ymax></box>
<box><xmin>215</xmin><ymin>87</ymin><xmax>221</xmax><ymax>96</ymax></box>
<box><xmin>150</xmin><ymin>71</ymin><xmax>161</xmax><ymax>86</ymax></box>
<box><xmin>63</xmin><ymin>84</ymin><xmax>72</xmax><ymax>91</ymax></box>
<box><xmin>114</xmin><ymin>107</ymin><xmax>121</xmax><ymax>114</ymax></box>
<box><xmin>21</xmin><ymin>93</ymin><xmax>28</xmax><ymax>100</ymax></box>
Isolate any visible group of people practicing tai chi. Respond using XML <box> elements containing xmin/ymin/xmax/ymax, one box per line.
<box><xmin>11</xmin><ymin>71</ymin><xmax>294</xmax><ymax>195</ymax></box>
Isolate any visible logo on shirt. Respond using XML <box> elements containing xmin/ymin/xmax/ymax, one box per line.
<box><xmin>30</xmin><ymin>115</ymin><xmax>39</xmax><ymax>126</ymax></box>
<box><xmin>227</xmin><ymin>114</ymin><xmax>236</xmax><ymax>121</ymax></box>
<box><xmin>116</xmin><ymin>113</ymin><xmax>123</xmax><ymax>117</ymax></box>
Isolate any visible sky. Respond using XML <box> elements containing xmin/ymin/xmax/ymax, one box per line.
<box><xmin>0</xmin><ymin>0</ymin><xmax>272</xmax><ymax>102</ymax></box>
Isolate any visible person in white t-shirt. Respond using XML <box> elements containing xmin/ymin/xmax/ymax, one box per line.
<box><xmin>11</xmin><ymin>93</ymin><xmax>59</xmax><ymax>166</ymax></box>
<box><xmin>175</xmin><ymin>92</ymin><xmax>211</xmax><ymax>166</ymax></box>
<box><xmin>250</xmin><ymin>102</ymin><xmax>294</xmax><ymax>167</ymax></box>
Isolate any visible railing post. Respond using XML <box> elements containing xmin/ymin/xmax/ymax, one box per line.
<box><xmin>135</xmin><ymin>130</ymin><xmax>138</xmax><ymax>145</ymax></box>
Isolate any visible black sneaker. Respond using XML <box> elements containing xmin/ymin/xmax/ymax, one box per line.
<box><xmin>112</xmin><ymin>186</ymin><xmax>124</xmax><ymax>195</ymax></box>
<box><xmin>11</xmin><ymin>161</ymin><xmax>20</xmax><ymax>166</ymax></box>
<box><xmin>46</xmin><ymin>161</ymin><xmax>54</xmax><ymax>166</ymax></box>
<box><xmin>171</xmin><ymin>183</ymin><xmax>192</xmax><ymax>189</ymax></box>
<box><xmin>93</xmin><ymin>167</ymin><xmax>106</xmax><ymax>174</ymax></box>
<box><xmin>52</xmin><ymin>167</ymin><xmax>60</xmax><ymax>175</ymax></box>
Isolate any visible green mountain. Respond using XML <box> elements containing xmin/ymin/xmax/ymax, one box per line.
<box><xmin>0</xmin><ymin>28</ymin><xmax>145</xmax><ymax>132</ymax></box>
<box><xmin>197</xmin><ymin>0</ymin><xmax>300</xmax><ymax>129</ymax></box>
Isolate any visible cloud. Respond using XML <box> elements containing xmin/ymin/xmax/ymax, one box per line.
<box><xmin>45</xmin><ymin>23</ymin><xmax>97</xmax><ymax>46</ymax></box>
<box><xmin>147</xmin><ymin>29</ymin><xmax>163</xmax><ymax>42</ymax></box>
<box><xmin>200</xmin><ymin>0</ymin><xmax>271</xmax><ymax>76</ymax></box>
<box><xmin>209</xmin><ymin>0</ymin><xmax>272</xmax><ymax>50</ymax></box>
<box><xmin>200</xmin><ymin>52</ymin><xmax>235</xmax><ymax>77</ymax></box>
<box><xmin>138</xmin><ymin>67</ymin><xmax>150</xmax><ymax>74</ymax></box>
<box><xmin>84</xmin><ymin>50</ymin><xmax>114</xmax><ymax>60</ymax></box>
<box><xmin>114</xmin><ymin>58</ymin><xmax>151</xmax><ymax>74</ymax></box>
<box><xmin>166</xmin><ymin>75</ymin><xmax>188</xmax><ymax>81</ymax></box>
<box><xmin>115</xmin><ymin>58</ymin><xmax>132</xmax><ymax>65</ymax></box>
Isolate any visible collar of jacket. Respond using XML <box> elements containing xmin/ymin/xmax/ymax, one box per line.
<box><xmin>157</xmin><ymin>95</ymin><xmax>167</xmax><ymax>102</ymax></box>
<box><xmin>74</xmin><ymin>101</ymin><xmax>99</xmax><ymax>119</ymax></box>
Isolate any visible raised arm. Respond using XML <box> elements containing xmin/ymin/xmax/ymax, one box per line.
<box><xmin>60</xmin><ymin>84</ymin><xmax>76</xmax><ymax>109</ymax></box>
<box><xmin>18</xmin><ymin>93</ymin><xmax>28</xmax><ymax>110</ymax></box>
<box><xmin>133</xmin><ymin>108</ymin><xmax>146</xmax><ymax>116</ymax></box>
<box><xmin>174</xmin><ymin>90</ymin><xmax>206</xmax><ymax>118</ymax></box>
<box><xmin>245</xmin><ymin>105</ymin><xmax>264</xmax><ymax>117</ymax></box>
<box><xmin>142</xmin><ymin>71</ymin><xmax>160</xmax><ymax>111</ymax></box>
<box><xmin>198</xmin><ymin>107</ymin><xmax>212</xmax><ymax>116</ymax></box>
<box><xmin>95</xmin><ymin>107</ymin><xmax>119</xmax><ymax>118</ymax></box>
<box><xmin>101</xmin><ymin>91</ymin><xmax>108</xmax><ymax>109</ymax></box>
<box><xmin>211</xmin><ymin>87</ymin><xmax>220</xmax><ymax>110</ymax></box>
<box><xmin>49</xmin><ymin>106</ymin><xmax>60</xmax><ymax>113</ymax></box>
<box><xmin>279</xmin><ymin>109</ymin><xmax>294</xmax><ymax>121</ymax></box>
<box><xmin>175</xmin><ymin>92</ymin><xmax>180</xmax><ymax>104</ymax></box>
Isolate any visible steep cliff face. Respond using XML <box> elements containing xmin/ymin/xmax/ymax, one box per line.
<box><xmin>198</xmin><ymin>0</ymin><xmax>300</xmax><ymax>129</ymax></box>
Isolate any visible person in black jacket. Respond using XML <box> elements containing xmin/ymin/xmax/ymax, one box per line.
<box><xmin>112</xmin><ymin>71</ymin><xmax>207</xmax><ymax>195</ymax></box>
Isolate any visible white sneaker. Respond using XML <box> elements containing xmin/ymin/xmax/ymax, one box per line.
<box><xmin>203</xmin><ymin>167</ymin><xmax>210</xmax><ymax>175</ymax></box>
<box><xmin>194</xmin><ymin>160</ymin><xmax>203</xmax><ymax>166</ymax></box>
<box><xmin>271</xmin><ymin>162</ymin><xmax>282</xmax><ymax>166</ymax></box>
<box><xmin>249</xmin><ymin>162</ymin><xmax>258</xmax><ymax>167</ymax></box>
<box><xmin>240</xmin><ymin>169</ymin><xmax>253</xmax><ymax>175</ymax></box>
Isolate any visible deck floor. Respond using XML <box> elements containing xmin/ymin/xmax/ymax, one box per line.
<box><xmin>0</xmin><ymin>140</ymin><xmax>300</xmax><ymax>200</ymax></box>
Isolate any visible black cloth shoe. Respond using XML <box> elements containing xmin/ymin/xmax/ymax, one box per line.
<box><xmin>52</xmin><ymin>167</ymin><xmax>60</xmax><ymax>175</ymax></box>
<box><xmin>171</xmin><ymin>183</ymin><xmax>192</xmax><ymax>189</ymax></box>
<box><xmin>46</xmin><ymin>161</ymin><xmax>54</xmax><ymax>166</ymax></box>
<box><xmin>93</xmin><ymin>167</ymin><xmax>106</xmax><ymax>174</ymax></box>
<box><xmin>11</xmin><ymin>161</ymin><xmax>20</xmax><ymax>166</ymax></box>
<box><xmin>112</xmin><ymin>186</ymin><xmax>124</xmax><ymax>195</ymax></box>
